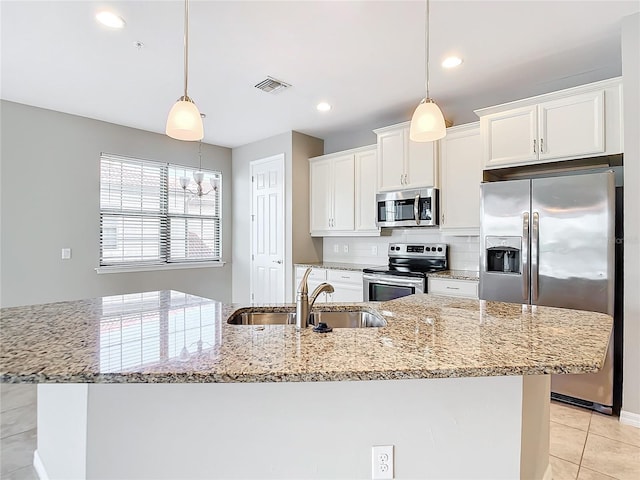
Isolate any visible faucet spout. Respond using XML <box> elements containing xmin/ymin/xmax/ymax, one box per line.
<box><xmin>309</xmin><ymin>283</ymin><xmax>335</xmax><ymax>311</ymax></box>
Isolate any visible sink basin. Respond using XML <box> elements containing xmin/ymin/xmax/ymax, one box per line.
<box><xmin>309</xmin><ymin>311</ymin><xmax>387</xmax><ymax>328</ymax></box>
<box><xmin>227</xmin><ymin>311</ymin><xmax>295</xmax><ymax>325</ymax></box>
<box><xmin>226</xmin><ymin>309</ymin><xmax>387</xmax><ymax>328</ymax></box>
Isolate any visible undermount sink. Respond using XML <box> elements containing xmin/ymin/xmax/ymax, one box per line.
<box><xmin>226</xmin><ymin>310</ymin><xmax>386</xmax><ymax>328</ymax></box>
<box><xmin>309</xmin><ymin>311</ymin><xmax>387</xmax><ymax>328</ymax></box>
<box><xmin>227</xmin><ymin>311</ymin><xmax>296</xmax><ymax>325</ymax></box>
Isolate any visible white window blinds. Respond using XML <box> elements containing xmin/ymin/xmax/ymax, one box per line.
<box><xmin>99</xmin><ymin>154</ymin><xmax>222</xmax><ymax>267</ymax></box>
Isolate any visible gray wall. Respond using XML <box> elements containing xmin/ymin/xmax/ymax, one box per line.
<box><xmin>231</xmin><ymin>131</ymin><xmax>323</xmax><ymax>304</ymax></box>
<box><xmin>0</xmin><ymin>101</ymin><xmax>233</xmax><ymax>308</ymax></box>
<box><xmin>231</xmin><ymin>132</ymin><xmax>292</xmax><ymax>304</ymax></box>
<box><xmin>621</xmin><ymin>12</ymin><xmax>640</xmax><ymax>419</ymax></box>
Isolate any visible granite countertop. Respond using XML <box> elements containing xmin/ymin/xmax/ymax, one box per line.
<box><xmin>295</xmin><ymin>263</ymin><xmax>480</xmax><ymax>281</ymax></box>
<box><xmin>427</xmin><ymin>270</ymin><xmax>479</xmax><ymax>281</ymax></box>
<box><xmin>0</xmin><ymin>290</ymin><xmax>611</xmax><ymax>384</ymax></box>
<box><xmin>295</xmin><ymin>262</ymin><xmax>378</xmax><ymax>272</ymax></box>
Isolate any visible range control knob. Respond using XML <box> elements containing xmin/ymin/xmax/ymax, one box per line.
<box><xmin>437</xmin><ymin>247</ymin><xmax>443</xmax><ymax>252</ymax></box>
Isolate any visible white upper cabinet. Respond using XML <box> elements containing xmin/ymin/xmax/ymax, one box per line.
<box><xmin>476</xmin><ymin>77</ymin><xmax>622</xmax><ymax>169</ymax></box>
<box><xmin>439</xmin><ymin>122</ymin><xmax>482</xmax><ymax>234</ymax></box>
<box><xmin>354</xmin><ymin>147</ymin><xmax>379</xmax><ymax>234</ymax></box>
<box><xmin>375</xmin><ymin>121</ymin><xmax>438</xmax><ymax>191</ymax></box>
<box><xmin>310</xmin><ymin>154</ymin><xmax>354</xmax><ymax>234</ymax></box>
<box><xmin>309</xmin><ymin>146</ymin><xmax>380</xmax><ymax>237</ymax></box>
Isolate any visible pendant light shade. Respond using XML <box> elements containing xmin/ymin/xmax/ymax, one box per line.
<box><xmin>410</xmin><ymin>98</ymin><xmax>446</xmax><ymax>142</ymax></box>
<box><xmin>166</xmin><ymin>0</ymin><xmax>203</xmax><ymax>141</ymax></box>
<box><xmin>166</xmin><ymin>96</ymin><xmax>204</xmax><ymax>141</ymax></box>
<box><xmin>410</xmin><ymin>0</ymin><xmax>446</xmax><ymax>142</ymax></box>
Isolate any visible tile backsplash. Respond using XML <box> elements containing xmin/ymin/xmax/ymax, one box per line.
<box><xmin>322</xmin><ymin>229</ymin><xmax>480</xmax><ymax>271</ymax></box>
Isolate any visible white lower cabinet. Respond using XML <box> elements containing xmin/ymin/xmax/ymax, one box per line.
<box><xmin>295</xmin><ymin>266</ymin><xmax>363</xmax><ymax>303</ymax></box>
<box><xmin>428</xmin><ymin>277</ymin><xmax>478</xmax><ymax>299</ymax></box>
<box><xmin>326</xmin><ymin>269</ymin><xmax>363</xmax><ymax>302</ymax></box>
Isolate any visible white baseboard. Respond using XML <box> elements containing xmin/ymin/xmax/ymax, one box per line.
<box><xmin>542</xmin><ymin>462</ymin><xmax>553</xmax><ymax>480</ymax></box>
<box><xmin>620</xmin><ymin>410</ymin><xmax>640</xmax><ymax>428</ymax></box>
<box><xmin>33</xmin><ymin>450</ymin><xmax>50</xmax><ymax>480</ymax></box>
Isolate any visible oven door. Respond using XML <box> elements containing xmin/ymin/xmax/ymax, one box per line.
<box><xmin>363</xmin><ymin>273</ymin><xmax>425</xmax><ymax>301</ymax></box>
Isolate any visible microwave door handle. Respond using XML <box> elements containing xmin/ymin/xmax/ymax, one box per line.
<box><xmin>522</xmin><ymin>212</ymin><xmax>530</xmax><ymax>302</ymax></box>
<box><xmin>414</xmin><ymin>194</ymin><xmax>420</xmax><ymax>225</ymax></box>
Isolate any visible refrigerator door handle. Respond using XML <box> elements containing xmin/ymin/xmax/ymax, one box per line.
<box><xmin>522</xmin><ymin>212</ymin><xmax>530</xmax><ymax>302</ymax></box>
<box><xmin>532</xmin><ymin>211</ymin><xmax>540</xmax><ymax>302</ymax></box>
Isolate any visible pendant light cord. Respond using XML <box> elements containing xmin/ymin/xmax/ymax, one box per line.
<box><xmin>424</xmin><ymin>0</ymin><xmax>431</xmax><ymax>100</ymax></box>
<box><xmin>183</xmin><ymin>0</ymin><xmax>189</xmax><ymax>98</ymax></box>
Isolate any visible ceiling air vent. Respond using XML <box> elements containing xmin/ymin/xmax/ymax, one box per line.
<box><xmin>254</xmin><ymin>76</ymin><xmax>291</xmax><ymax>94</ymax></box>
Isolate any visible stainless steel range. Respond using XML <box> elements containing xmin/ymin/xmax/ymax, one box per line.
<box><xmin>363</xmin><ymin>243</ymin><xmax>448</xmax><ymax>301</ymax></box>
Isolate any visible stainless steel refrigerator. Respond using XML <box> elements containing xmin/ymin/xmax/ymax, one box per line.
<box><xmin>479</xmin><ymin>169</ymin><xmax>620</xmax><ymax>414</ymax></box>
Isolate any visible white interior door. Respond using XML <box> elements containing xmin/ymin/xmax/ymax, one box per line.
<box><xmin>250</xmin><ymin>155</ymin><xmax>285</xmax><ymax>304</ymax></box>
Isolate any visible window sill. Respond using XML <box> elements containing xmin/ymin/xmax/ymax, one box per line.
<box><xmin>95</xmin><ymin>262</ymin><xmax>226</xmax><ymax>275</ymax></box>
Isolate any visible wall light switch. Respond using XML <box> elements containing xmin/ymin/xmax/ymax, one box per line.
<box><xmin>371</xmin><ymin>246</ymin><xmax>378</xmax><ymax>255</ymax></box>
<box><xmin>333</xmin><ymin>244</ymin><xmax>340</xmax><ymax>253</ymax></box>
<box><xmin>61</xmin><ymin>248</ymin><xmax>72</xmax><ymax>260</ymax></box>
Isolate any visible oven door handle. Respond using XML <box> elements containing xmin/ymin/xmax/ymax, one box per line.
<box><xmin>363</xmin><ymin>273</ymin><xmax>425</xmax><ymax>288</ymax></box>
<box><xmin>414</xmin><ymin>194</ymin><xmax>420</xmax><ymax>225</ymax></box>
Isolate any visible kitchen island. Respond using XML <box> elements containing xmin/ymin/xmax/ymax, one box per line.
<box><xmin>1</xmin><ymin>291</ymin><xmax>612</xmax><ymax>479</ymax></box>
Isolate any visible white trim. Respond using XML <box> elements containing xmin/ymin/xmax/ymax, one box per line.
<box><xmin>620</xmin><ymin>410</ymin><xmax>640</xmax><ymax>428</ymax></box>
<box><xmin>95</xmin><ymin>261</ymin><xmax>225</xmax><ymax>274</ymax></box>
<box><xmin>33</xmin><ymin>450</ymin><xmax>50</xmax><ymax>480</ymax></box>
<box><xmin>542</xmin><ymin>462</ymin><xmax>553</xmax><ymax>480</ymax></box>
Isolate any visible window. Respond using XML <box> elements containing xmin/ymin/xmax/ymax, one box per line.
<box><xmin>99</xmin><ymin>153</ymin><xmax>222</xmax><ymax>268</ymax></box>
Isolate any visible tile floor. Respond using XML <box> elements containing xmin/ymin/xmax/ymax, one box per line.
<box><xmin>1</xmin><ymin>385</ymin><xmax>639</xmax><ymax>479</ymax></box>
<box><xmin>550</xmin><ymin>400</ymin><xmax>640</xmax><ymax>480</ymax></box>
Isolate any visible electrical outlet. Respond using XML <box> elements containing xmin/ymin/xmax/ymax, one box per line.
<box><xmin>61</xmin><ymin>248</ymin><xmax>72</xmax><ymax>260</ymax></box>
<box><xmin>371</xmin><ymin>245</ymin><xmax>378</xmax><ymax>255</ymax></box>
<box><xmin>343</xmin><ymin>244</ymin><xmax>349</xmax><ymax>253</ymax></box>
<box><xmin>372</xmin><ymin>445</ymin><xmax>393</xmax><ymax>480</ymax></box>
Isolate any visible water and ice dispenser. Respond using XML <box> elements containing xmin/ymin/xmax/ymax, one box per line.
<box><xmin>485</xmin><ymin>236</ymin><xmax>521</xmax><ymax>274</ymax></box>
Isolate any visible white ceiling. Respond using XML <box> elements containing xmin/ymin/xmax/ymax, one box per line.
<box><xmin>1</xmin><ymin>1</ymin><xmax>638</xmax><ymax>148</ymax></box>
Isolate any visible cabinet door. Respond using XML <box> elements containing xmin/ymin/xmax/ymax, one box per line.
<box><xmin>328</xmin><ymin>283</ymin><xmax>364</xmax><ymax>303</ymax></box>
<box><xmin>354</xmin><ymin>148</ymin><xmax>379</xmax><ymax>233</ymax></box>
<box><xmin>331</xmin><ymin>154</ymin><xmax>355</xmax><ymax>231</ymax></box>
<box><xmin>406</xmin><ymin>135</ymin><xmax>437</xmax><ymax>188</ymax></box>
<box><xmin>377</xmin><ymin>128</ymin><xmax>406</xmax><ymax>191</ymax></box>
<box><xmin>538</xmin><ymin>90</ymin><xmax>604</xmax><ymax>161</ymax></box>
<box><xmin>481</xmin><ymin>105</ymin><xmax>537</xmax><ymax>168</ymax></box>
<box><xmin>309</xmin><ymin>159</ymin><xmax>332</xmax><ymax>233</ymax></box>
<box><xmin>428</xmin><ymin>278</ymin><xmax>478</xmax><ymax>298</ymax></box>
<box><xmin>440</xmin><ymin>125</ymin><xmax>482</xmax><ymax>232</ymax></box>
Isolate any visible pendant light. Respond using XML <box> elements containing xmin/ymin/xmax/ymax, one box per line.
<box><xmin>409</xmin><ymin>0</ymin><xmax>446</xmax><ymax>142</ymax></box>
<box><xmin>166</xmin><ymin>0</ymin><xmax>204</xmax><ymax>141</ymax></box>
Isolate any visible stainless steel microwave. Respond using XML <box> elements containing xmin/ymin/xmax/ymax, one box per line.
<box><xmin>376</xmin><ymin>188</ymin><xmax>439</xmax><ymax>228</ymax></box>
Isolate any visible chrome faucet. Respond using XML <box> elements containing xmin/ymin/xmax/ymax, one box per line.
<box><xmin>296</xmin><ymin>267</ymin><xmax>334</xmax><ymax>330</ymax></box>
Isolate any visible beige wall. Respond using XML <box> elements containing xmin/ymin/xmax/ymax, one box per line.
<box><xmin>621</xmin><ymin>12</ymin><xmax>640</xmax><ymax>419</ymax></box>
<box><xmin>0</xmin><ymin>101</ymin><xmax>233</xmax><ymax>307</ymax></box>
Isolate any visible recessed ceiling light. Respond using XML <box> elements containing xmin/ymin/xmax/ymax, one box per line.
<box><xmin>317</xmin><ymin>102</ymin><xmax>331</xmax><ymax>112</ymax></box>
<box><xmin>96</xmin><ymin>11</ymin><xmax>126</xmax><ymax>29</ymax></box>
<box><xmin>442</xmin><ymin>56</ymin><xmax>463</xmax><ymax>69</ymax></box>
